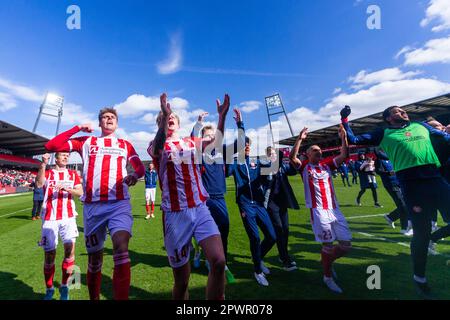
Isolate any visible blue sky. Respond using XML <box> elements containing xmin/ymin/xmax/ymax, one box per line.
<box><xmin>0</xmin><ymin>0</ymin><xmax>449</xmax><ymax>159</ymax></box>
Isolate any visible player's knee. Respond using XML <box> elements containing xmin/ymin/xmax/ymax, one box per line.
<box><xmin>209</xmin><ymin>255</ymin><xmax>226</xmax><ymax>273</ymax></box>
<box><xmin>112</xmin><ymin>232</ymin><xmax>130</xmax><ymax>253</ymax></box>
<box><xmin>174</xmin><ymin>277</ymin><xmax>189</xmax><ymax>291</ymax></box>
<box><xmin>45</xmin><ymin>250</ymin><xmax>56</xmax><ymax>263</ymax></box>
<box><xmin>88</xmin><ymin>250</ymin><xmax>103</xmax><ymax>265</ymax></box>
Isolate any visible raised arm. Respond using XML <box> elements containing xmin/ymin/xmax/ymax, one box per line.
<box><xmin>36</xmin><ymin>153</ymin><xmax>50</xmax><ymax>188</ymax></box>
<box><xmin>223</xmin><ymin>108</ymin><xmax>245</xmax><ymax>158</ymax></box>
<box><xmin>45</xmin><ymin>124</ymin><xmax>93</xmax><ymax>153</ymax></box>
<box><xmin>149</xmin><ymin>93</ymin><xmax>172</xmax><ymax>160</ymax></box>
<box><xmin>340</xmin><ymin>106</ymin><xmax>384</xmax><ymax>146</ymax></box>
<box><xmin>191</xmin><ymin>112</ymin><xmax>208</xmax><ymax>138</ymax></box>
<box><xmin>332</xmin><ymin>124</ymin><xmax>349</xmax><ymax>167</ymax></box>
<box><xmin>202</xmin><ymin>94</ymin><xmax>230</xmax><ymax>151</ymax></box>
<box><xmin>289</xmin><ymin>127</ymin><xmax>308</xmax><ymax>169</ymax></box>
<box><xmin>420</xmin><ymin>122</ymin><xmax>450</xmax><ymax>143</ymax></box>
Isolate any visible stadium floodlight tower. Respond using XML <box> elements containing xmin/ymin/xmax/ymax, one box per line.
<box><xmin>33</xmin><ymin>92</ymin><xmax>64</xmax><ymax>136</ymax></box>
<box><xmin>264</xmin><ymin>93</ymin><xmax>294</xmax><ymax>146</ymax></box>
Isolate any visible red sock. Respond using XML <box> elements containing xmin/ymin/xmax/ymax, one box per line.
<box><xmin>151</xmin><ymin>203</ymin><xmax>155</xmax><ymax>213</ymax></box>
<box><xmin>61</xmin><ymin>257</ymin><xmax>75</xmax><ymax>285</ymax></box>
<box><xmin>87</xmin><ymin>262</ymin><xmax>102</xmax><ymax>300</ymax></box>
<box><xmin>44</xmin><ymin>263</ymin><xmax>55</xmax><ymax>289</ymax></box>
<box><xmin>113</xmin><ymin>252</ymin><xmax>131</xmax><ymax>300</ymax></box>
<box><xmin>321</xmin><ymin>246</ymin><xmax>335</xmax><ymax>278</ymax></box>
<box><xmin>146</xmin><ymin>204</ymin><xmax>150</xmax><ymax>214</ymax></box>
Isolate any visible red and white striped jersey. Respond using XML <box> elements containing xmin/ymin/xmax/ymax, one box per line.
<box><xmin>148</xmin><ymin>137</ymin><xmax>208</xmax><ymax>212</ymax></box>
<box><xmin>299</xmin><ymin>158</ymin><xmax>339</xmax><ymax>210</ymax></box>
<box><xmin>68</xmin><ymin>136</ymin><xmax>139</xmax><ymax>203</ymax></box>
<box><xmin>42</xmin><ymin>169</ymin><xmax>81</xmax><ymax>221</ymax></box>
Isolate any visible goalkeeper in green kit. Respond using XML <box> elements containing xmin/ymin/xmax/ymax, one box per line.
<box><xmin>340</xmin><ymin>105</ymin><xmax>450</xmax><ymax>299</ymax></box>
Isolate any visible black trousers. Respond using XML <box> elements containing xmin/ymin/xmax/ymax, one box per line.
<box><xmin>267</xmin><ymin>200</ymin><xmax>290</xmax><ymax>263</ymax></box>
<box><xmin>400</xmin><ymin>177</ymin><xmax>450</xmax><ymax>278</ymax></box>
<box><xmin>31</xmin><ymin>200</ymin><xmax>43</xmax><ymax>217</ymax></box>
<box><xmin>341</xmin><ymin>174</ymin><xmax>350</xmax><ymax>187</ymax></box>
<box><xmin>385</xmin><ymin>185</ymin><xmax>409</xmax><ymax>230</ymax></box>
<box><xmin>356</xmin><ymin>185</ymin><xmax>378</xmax><ymax>204</ymax></box>
<box><xmin>351</xmin><ymin>172</ymin><xmax>358</xmax><ymax>184</ymax></box>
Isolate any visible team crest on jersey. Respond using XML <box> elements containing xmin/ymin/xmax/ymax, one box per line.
<box><xmin>405</xmin><ymin>132</ymin><xmax>412</xmax><ymax>137</ymax></box>
<box><xmin>89</xmin><ymin>145</ymin><xmax>99</xmax><ymax>155</ymax></box>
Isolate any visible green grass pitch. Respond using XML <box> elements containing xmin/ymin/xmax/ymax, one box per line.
<box><xmin>1</xmin><ymin>175</ymin><xmax>449</xmax><ymax>300</ymax></box>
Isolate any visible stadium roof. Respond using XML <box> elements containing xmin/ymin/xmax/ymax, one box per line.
<box><xmin>277</xmin><ymin>93</ymin><xmax>450</xmax><ymax>148</ymax></box>
<box><xmin>0</xmin><ymin>120</ymin><xmax>49</xmax><ymax>156</ymax></box>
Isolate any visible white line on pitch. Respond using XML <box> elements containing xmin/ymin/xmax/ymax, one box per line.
<box><xmin>347</xmin><ymin>213</ymin><xmax>387</xmax><ymax>220</ymax></box>
<box><xmin>356</xmin><ymin>231</ymin><xmax>450</xmax><ymax>259</ymax></box>
<box><xmin>0</xmin><ymin>207</ymin><xmax>31</xmax><ymax>218</ymax></box>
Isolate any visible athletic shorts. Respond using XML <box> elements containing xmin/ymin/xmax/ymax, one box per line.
<box><xmin>163</xmin><ymin>202</ymin><xmax>220</xmax><ymax>268</ymax></box>
<box><xmin>309</xmin><ymin>208</ymin><xmax>352</xmax><ymax>243</ymax></box>
<box><xmin>145</xmin><ymin>188</ymin><xmax>156</xmax><ymax>202</ymax></box>
<box><xmin>40</xmin><ymin>218</ymin><xmax>78</xmax><ymax>252</ymax></box>
<box><xmin>83</xmin><ymin>200</ymin><xmax>133</xmax><ymax>254</ymax></box>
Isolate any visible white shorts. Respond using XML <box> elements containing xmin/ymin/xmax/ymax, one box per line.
<box><xmin>163</xmin><ymin>202</ymin><xmax>220</xmax><ymax>268</ymax></box>
<box><xmin>40</xmin><ymin>218</ymin><xmax>79</xmax><ymax>252</ymax></box>
<box><xmin>309</xmin><ymin>208</ymin><xmax>352</xmax><ymax>243</ymax></box>
<box><xmin>145</xmin><ymin>188</ymin><xmax>156</xmax><ymax>202</ymax></box>
<box><xmin>83</xmin><ymin>200</ymin><xmax>133</xmax><ymax>254</ymax></box>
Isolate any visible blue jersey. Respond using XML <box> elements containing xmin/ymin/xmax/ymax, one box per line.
<box><xmin>226</xmin><ymin>157</ymin><xmax>270</xmax><ymax>206</ymax></box>
<box><xmin>375</xmin><ymin>150</ymin><xmax>400</xmax><ymax>188</ymax></box>
<box><xmin>145</xmin><ymin>169</ymin><xmax>158</xmax><ymax>188</ymax></box>
<box><xmin>338</xmin><ymin>163</ymin><xmax>349</xmax><ymax>176</ymax></box>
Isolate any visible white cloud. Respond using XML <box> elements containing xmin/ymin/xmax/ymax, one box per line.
<box><xmin>403</xmin><ymin>36</ymin><xmax>450</xmax><ymax>65</ymax></box>
<box><xmin>140</xmin><ymin>112</ymin><xmax>158</xmax><ymax>125</ymax></box>
<box><xmin>333</xmin><ymin>88</ymin><xmax>342</xmax><ymax>95</ymax></box>
<box><xmin>114</xmin><ymin>94</ymin><xmax>189</xmax><ymax>117</ymax></box>
<box><xmin>349</xmin><ymin>68</ymin><xmax>422</xmax><ymax>89</ymax></box>
<box><xmin>0</xmin><ymin>77</ymin><xmax>43</xmax><ymax>102</ymax></box>
<box><xmin>395</xmin><ymin>46</ymin><xmax>413</xmax><ymax>59</ymax></box>
<box><xmin>0</xmin><ymin>92</ymin><xmax>17</xmax><ymax>112</ymax></box>
<box><xmin>239</xmin><ymin>100</ymin><xmax>262</xmax><ymax>113</ymax></box>
<box><xmin>421</xmin><ymin>0</ymin><xmax>450</xmax><ymax>32</ymax></box>
<box><xmin>157</xmin><ymin>32</ymin><xmax>183</xmax><ymax>75</ymax></box>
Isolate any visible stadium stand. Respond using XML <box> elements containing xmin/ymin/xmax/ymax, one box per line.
<box><xmin>0</xmin><ymin>120</ymin><xmax>48</xmax><ymax>194</ymax></box>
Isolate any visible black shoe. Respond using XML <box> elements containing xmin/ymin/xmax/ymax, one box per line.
<box><xmin>414</xmin><ymin>281</ymin><xmax>436</xmax><ymax>300</ymax></box>
<box><xmin>282</xmin><ymin>260</ymin><xmax>297</xmax><ymax>271</ymax></box>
